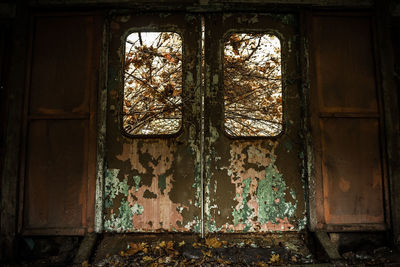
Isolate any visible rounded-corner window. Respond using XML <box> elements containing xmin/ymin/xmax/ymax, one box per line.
<box><xmin>123</xmin><ymin>31</ymin><xmax>183</xmax><ymax>136</ymax></box>
<box><xmin>223</xmin><ymin>33</ymin><xmax>283</xmax><ymax>137</ymax></box>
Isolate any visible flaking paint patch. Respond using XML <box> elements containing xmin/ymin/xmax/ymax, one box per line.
<box><xmin>204</xmin><ymin>125</ymin><xmax>222</xmax><ymax>233</ymax></box>
<box><xmin>158</xmin><ymin>174</ymin><xmax>167</xmax><ymax>194</ymax></box>
<box><xmin>133</xmin><ymin>175</ymin><xmax>140</xmax><ymax>191</ymax></box>
<box><xmin>221</xmin><ymin>141</ymin><xmax>297</xmax><ymax>232</ymax></box>
<box><xmin>130</xmin><ymin>141</ymin><xmax>186</xmax><ymax>231</ymax></box>
<box><xmin>104</xmin><ymin>168</ymin><xmax>145</xmax><ymax>231</ymax></box>
<box><xmin>257</xmin><ymin>155</ymin><xmax>297</xmax><ymax>225</ymax></box>
<box><xmin>106</xmin><ymin>141</ymin><xmax>189</xmax><ymax>232</ymax></box>
<box><xmin>117</xmin><ymin>143</ymin><xmax>147</xmax><ymax>174</ymax></box>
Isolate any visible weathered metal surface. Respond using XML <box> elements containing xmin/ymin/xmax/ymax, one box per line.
<box><xmin>105</xmin><ymin>12</ymin><xmax>307</xmax><ymax>233</ymax></box>
<box><xmin>320</xmin><ymin>118</ymin><xmax>384</xmax><ymax>224</ymax></box>
<box><xmin>105</xmin><ymin>13</ymin><xmax>202</xmax><ymax>232</ymax></box>
<box><xmin>24</xmin><ymin>120</ymin><xmax>88</xmax><ymax>229</ymax></box>
<box><xmin>313</xmin><ymin>16</ymin><xmax>378</xmax><ymax>113</ymax></box>
<box><xmin>95</xmin><ymin>21</ymin><xmax>110</xmax><ymax>233</ymax></box>
<box><xmin>203</xmin><ymin>13</ymin><xmax>306</xmax><ymax>233</ymax></box>
<box><xmin>310</xmin><ymin>14</ymin><xmax>388</xmax><ymax>230</ymax></box>
<box><xmin>20</xmin><ymin>14</ymin><xmax>101</xmax><ymax>235</ymax></box>
<box><xmin>29</xmin><ymin>17</ymin><xmax>93</xmax><ymax>116</ymax></box>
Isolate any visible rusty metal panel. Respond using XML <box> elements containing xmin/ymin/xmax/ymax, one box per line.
<box><xmin>24</xmin><ymin>120</ymin><xmax>88</xmax><ymax>230</ymax></box>
<box><xmin>313</xmin><ymin>16</ymin><xmax>378</xmax><ymax>113</ymax></box>
<box><xmin>29</xmin><ymin>16</ymin><xmax>94</xmax><ymax>115</ymax></box>
<box><xmin>320</xmin><ymin>118</ymin><xmax>384</xmax><ymax>224</ymax></box>
<box><xmin>105</xmin><ymin>13</ymin><xmax>202</xmax><ymax>232</ymax></box>
<box><xmin>21</xmin><ymin>14</ymin><xmax>101</xmax><ymax>235</ymax></box>
<box><xmin>203</xmin><ymin>13</ymin><xmax>306</xmax><ymax>233</ymax></box>
<box><xmin>310</xmin><ymin>13</ymin><xmax>388</xmax><ymax>231</ymax></box>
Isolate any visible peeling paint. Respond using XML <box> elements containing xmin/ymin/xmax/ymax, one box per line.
<box><xmin>205</xmin><ymin>140</ymin><xmax>304</xmax><ymax>232</ymax></box>
<box><xmin>257</xmin><ymin>155</ymin><xmax>297</xmax><ymax>225</ymax></box>
<box><xmin>105</xmin><ymin>13</ymin><xmax>307</xmax><ymax>235</ymax></box>
<box><xmin>104</xmin><ymin>169</ymin><xmax>143</xmax><ymax>231</ymax></box>
<box><xmin>158</xmin><ymin>174</ymin><xmax>167</xmax><ymax>194</ymax></box>
<box><xmin>105</xmin><ymin>141</ymin><xmax>193</xmax><ymax>232</ymax></box>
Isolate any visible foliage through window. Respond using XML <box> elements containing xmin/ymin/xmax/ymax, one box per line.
<box><xmin>224</xmin><ymin>33</ymin><xmax>283</xmax><ymax>137</ymax></box>
<box><xmin>123</xmin><ymin>32</ymin><xmax>183</xmax><ymax>136</ymax></box>
<box><xmin>123</xmin><ymin>31</ymin><xmax>283</xmax><ymax>137</ymax></box>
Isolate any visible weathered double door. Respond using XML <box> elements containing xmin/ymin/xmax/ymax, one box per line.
<box><xmin>105</xmin><ymin>13</ymin><xmax>305</xmax><ymax>233</ymax></box>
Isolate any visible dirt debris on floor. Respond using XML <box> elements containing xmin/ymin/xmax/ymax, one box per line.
<box><xmin>93</xmin><ymin>236</ymin><xmax>314</xmax><ymax>266</ymax></box>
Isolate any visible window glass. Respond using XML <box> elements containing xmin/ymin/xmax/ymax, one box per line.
<box><xmin>224</xmin><ymin>33</ymin><xmax>283</xmax><ymax>137</ymax></box>
<box><xmin>123</xmin><ymin>32</ymin><xmax>183</xmax><ymax>136</ymax></box>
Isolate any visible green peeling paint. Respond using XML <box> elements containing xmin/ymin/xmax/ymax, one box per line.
<box><xmin>158</xmin><ymin>174</ymin><xmax>167</xmax><ymax>194</ymax></box>
<box><xmin>257</xmin><ymin>156</ymin><xmax>297</xmax><ymax>224</ymax></box>
<box><xmin>232</xmin><ymin>177</ymin><xmax>253</xmax><ymax>230</ymax></box>
<box><xmin>104</xmin><ymin>169</ymin><xmax>144</xmax><ymax>232</ymax></box>
<box><xmin>104</xmin><ymin>198</ymin><xmax>144</xmax><ymax>232</ymax></box>
<box><xmin>133</xmin><ymin>175</ymin><xmax>141</xmax><ymax>191</ymax></box>
<box><xmin>105</xmin><ymin>169</ymin><xmax>130</xmax><ymax>197</ymax></box>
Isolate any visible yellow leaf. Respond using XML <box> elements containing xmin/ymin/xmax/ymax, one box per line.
<box><xmin>217</xmin><ymin>258</ymin><xmax>231</xmax><ymax>264</ymax></box>
<box><xmin>205</xmin><ymin>237</ymin><xmax>222</xmax><ymax>248</ymax></box>
<box><xmin>159</xmin><ymin>241</ymin><xmax>166</xmax><ymax>248</ymax></box>
<box><xmin>269</xmin><ymin>254</ymin><xmax>280</xmax><ymax>263</ymax></box>
<box><xmin>178</xmin><ymin>240</ymin><xmax>185</xmax><ymax>247</ymax></box>
<box><xmin>291</xmin><ymin>255</ymin><xmax>297</xmax><ymax>262</ymax></box>
<box><xmin>126</xmin><ymin>243</ymin><xmax>143</xmax><ymax>255</ymax></box>
<box><xmin>143</xmin><ymin>256</ymin><xmax>154</xmax><ymax>261</ymax></box>
<box><xmin>201</xmin><ymin>250</ymin><xmax>212</xmax><ymax>257</ymax></box>
<box><xmin>192</xmin><ymin>242</ymin><xmax>201</xmax><ymax>248</ymax></box>
<box><xmin>256</xmin><ymin>262</ymin><xmax>268</xmax><ymax>267</ymax></box>
<box><xmin>166</xmin><ymin>241</ymin><xmax>174</xmax><ymax>250</ymax></box>
<box><xmin>81</xmin><ymin>260</ymin><xmax>90</xmax><ymax>267</ymax></box>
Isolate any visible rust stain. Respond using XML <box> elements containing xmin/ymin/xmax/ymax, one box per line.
<box><xmin>339</xmin><ymin>177</ymin><xmax>351</xmax><ymax>192</ymax></box>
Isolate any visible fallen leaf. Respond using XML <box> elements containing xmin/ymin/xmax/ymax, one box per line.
<box><xmin>201</xmin><ymin>250</ymin><xmax>212</xmax><ymax>257</ymax></box>
<box><xmin>178</xmin><ymin>240</ymin><xmax>185</xmax><ymax>246</ymax></box>
<box><xmin>143</xmin><ymin>255</ymin><xmax>154</xmax><ymax>261</ymax></box>
<box><xmin>205</xmin><ymin>237</ymin><xmax>222</xmax><ymax>248</ymax></box>
<box><xmin>159</xmin><ymin>241</ymin><xmax>166</xmax><ymax>248</ymax></box>
<box><xmin>166</xmin><ymin>241</ymin><xmax>174</xmax><ymax>250</ymax></box>
<box><xmin>269</xmin><ymin>253</ymin><xmax>280</xmax><ymax>263</ymax></box>
<box><xmin>81</xmin><ymin>260</ymin><xmax>89</xmax><ymax>267</ymax></box>
<box><xmin>126</xmin><ymin>243</ymin><xmax>144</xmax><ymax>255</ymax></box>
<box><xmin>192</xmin><ymin>242</ymin><xmax>201</xmax><ymax>248</ymax></box>
<box><xmin>256</xmin><ymin>262</ymin><xmax>268</xmax><ymax>267</ymax></box>
<box><xmin>217</xmin><ymin>258</ymin><xmax>231</xmax><ymax>264</ymax></box>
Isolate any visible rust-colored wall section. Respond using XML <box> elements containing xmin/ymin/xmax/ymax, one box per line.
<box><xmin>310</xmin><ymin>14</ymin><xmax>388</xmax><ymax>230</ymax></box>
<box><xmin>21</xmin><ymin>14</ymin><xmax>101</xmax><ymax>235</ymax></box>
